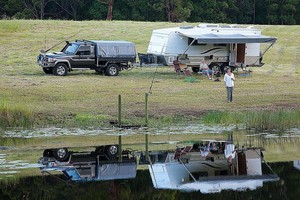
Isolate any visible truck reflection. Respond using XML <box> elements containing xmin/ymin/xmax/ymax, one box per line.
<box><xmin>38</xmin><ymin>145</ymin><xmax>137</xmax><ymax>182</ymax></box>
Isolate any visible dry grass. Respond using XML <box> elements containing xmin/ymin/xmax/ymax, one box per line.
<box><xmin>0</xmin><ymin>20</ymin><xmax>299</xmax><ymax>127</ymax></box>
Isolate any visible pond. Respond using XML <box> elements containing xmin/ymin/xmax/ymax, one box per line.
<box><xmin>0</xmin><ymin>162</ymin><xmax>299</xmax><ymax>200</ymax></box>
<box><xmin>0</xmin><ymin>126</ymin><xmax>300</xmax><ymax>199</ymax></box>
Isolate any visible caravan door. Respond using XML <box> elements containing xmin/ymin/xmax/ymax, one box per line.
<box><xmin>229</xmin><ymin>44</ymin><xmax>237</xmax><ymax>66</ymax></box>
<box><xmin>236</xmin><ymin>44</ymin><xmax>246</xmax><ymax>63</ymax></box>
<box><xmin>229</xmin><ymin>44</ymin><xmax>246</xmax><ymax>66</ymax></box>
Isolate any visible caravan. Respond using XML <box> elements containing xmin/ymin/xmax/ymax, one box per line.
<box><xmin>146</xmin><ymin>24</ymin><xmax>276</xmax><ymax>73</ymax></box>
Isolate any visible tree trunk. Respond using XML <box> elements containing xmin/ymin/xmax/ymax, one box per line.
<box><xmin>165</xmin><ymin>0</ymin><xmax>171</xmax><ymax>22</ymax></box>
<box><xmin>107</xmin><ymin>0</ymin><xmax>114</xmax><ymax>21</ymax></box>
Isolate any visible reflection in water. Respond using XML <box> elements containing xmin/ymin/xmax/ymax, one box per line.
<box><xmin>1</xmin><ymin>127</ymin><xmax>300</xmax><ymax>199</ymax></box>
<box><xmin>0</xmin><ymin>154</ymin><xmax>42</xmax><ymax>179</ymax></box>
<box><xmin>2</xmin><ymin>126</ymin><xmax>300</xmax><ymax>138</ymax></box>
<box><xmin>2</xmin><ymin>125</ymin><xmax>239</xmax><ymax>138</ymax></box>
<box><xmin>294</xmin><ymin>160</ymin><xmax>300</xmax><ymax>171</ymax></box>
<box><xmin>0</xmin><ymin>162</ymin><xmax>299</xmax><ymax>200</ymax></box>
<box><xmin>180</xmin><ymin>179</ymin><xmax>267</xmax><ymax>193</ymax></box>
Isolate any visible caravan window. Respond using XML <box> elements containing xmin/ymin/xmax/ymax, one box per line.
<box><xmin>188</xmin><ymin>38</ymin><xmax>206</xmax><ymax>46</ymax></box>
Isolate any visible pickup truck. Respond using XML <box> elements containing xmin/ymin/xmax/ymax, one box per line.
<box><xmin>37</xmin><ymin>40</ymin><xmax>136</xmax><ymax>76</ymax></box>
<box><xmin>38</xmin><ymin>144</ymin><xmax>137</xmax><ymax>181</ymax></box>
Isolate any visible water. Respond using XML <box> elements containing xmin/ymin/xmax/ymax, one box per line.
<box><xmin>2</xmin><ymin>124</ymin><xmax>240</xmax><ymax>138</ymax></box>
<box><xmin>1</xmin><ymin>126</ymin><xmax>300</xmax><ymax>199</ymax></box>
<box><xmin>0</xmin><ymin>162</ymin><xmax>299</xmax><ymax>200</ymax></box>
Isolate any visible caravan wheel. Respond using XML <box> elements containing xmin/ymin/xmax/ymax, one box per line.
<box><xmin>209</xmin><ymin>63</ymin><xmax>221</xmax><ymax>72</ymax></box>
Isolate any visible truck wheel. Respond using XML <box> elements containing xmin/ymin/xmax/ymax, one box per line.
<box><xmin>43</xmin><ymin>67</ymin><xmax>53</xmax><ymax>74</ymax></box>
<box><xmin>105</xmin><ymin>145</ymin><xmax>118</xmax><ymax>158</ymax></box>
<box><xmin>54</xmin><ymin>148</ymin><xmax>69</xmax><ymax>162</ymax></box>
<box><xmin>105</xmin><ymin>64</ymin><xmax>119</xmax><ymax>76</ymax></box>
<box><xmin>192</xmin><ymin>67</ymin><xmax>200</xmax><ymax>73</ymax></box>
<box><xmin>53</xmin><ymin>63</ymin><xmax>68</xmax><ymax>76</ymax></box>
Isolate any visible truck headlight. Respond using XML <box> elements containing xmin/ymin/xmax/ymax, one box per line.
<box><xmin>47</xmin><ymin>57</ymin><xmax>56</xmax><ymax>63</ymax></box>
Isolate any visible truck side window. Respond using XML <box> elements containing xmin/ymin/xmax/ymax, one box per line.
<box><xmin>76</xmin><ymin>45</ymin><xmax>91</xmax><ymax>55</ymax></box>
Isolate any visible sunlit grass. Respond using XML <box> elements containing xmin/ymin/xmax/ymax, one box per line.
<box><xmin>203</xmin><ymin>109</ymin><xmax>300</xmax><ymax>131</ymax></box>
<box><xmin>0</xmin><ymin>100</ymin><xmax>34</xmax><ymax>129</ymax></box>
<box><xmin>0</xmin><ymin>20</ymin><xmax>299</xmax><ymax>130</ymax></box>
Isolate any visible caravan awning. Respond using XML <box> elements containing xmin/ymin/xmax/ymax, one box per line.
<box><xmin>178</xmin><ymin>32</ymin><xmax>277</xmax><ymax>44</ymax></box>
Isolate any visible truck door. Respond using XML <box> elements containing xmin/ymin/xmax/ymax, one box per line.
<box><xmin>71</xmin><ymin>44</ymin><xmax>95</xmax><ymax>68</ymax></box>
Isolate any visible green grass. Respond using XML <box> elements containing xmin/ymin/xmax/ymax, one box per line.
<box><xmin>0</xmin><ymin>20</ymin><xmax>299</xmax><ymax>130</ymax></box>
<box><xmin>0</xmin><ymin>100</ymin><xmax>34</xmax><ymax>128</ymax></box>
<box><xmin>203</xmin><ymin>109</ymin><xmax>300</xmax><ymax>131</ymax></box>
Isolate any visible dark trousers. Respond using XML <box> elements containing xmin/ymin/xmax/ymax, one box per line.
<box><xmin>226</xmin><ymin>87</ymin><xmax>233</xmax><ymax>102</ymax></box>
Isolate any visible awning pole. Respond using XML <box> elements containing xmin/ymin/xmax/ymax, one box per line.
<box><xmin>177</xmin><ymin>38</ymin><xmax>196</xmax><ymax>61</ymax></box>
<box><xmin>254</xmin><ymin>42</ymin><xmax>275</xmax><ymax>64</ymax></box>
<box><xmin>178</xmin><ymin>158</ymin><xmax>197</xmax><ymax>182</ymax></box>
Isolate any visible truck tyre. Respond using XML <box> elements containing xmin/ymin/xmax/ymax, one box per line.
<box><xmin>54</xmin><ymin>148</ymin><xmax>69</xmax><ymax>162</ymax></box>
<box><xmin>105</xmin><ymin>145</ymin><xmax>118</xmax><ymax>158</ymax></box>
<box><xmin>53</xmin><ymin>63</ymin><xmax>68</xmax><ymax>76</ymax></box>
<box><xmin>192</xmin><ymin>67</ymin><xmax>200</xmax><ymax>73</ymax></box>
<box><xmin>105</xmin><ymin>64</ymin><xmax>119</xmax><ymax>76</ymax></box>
<box><xmin>43</xmin><ymin>67</ymin><xmax>53</xmax><ymax>74</ymax></box>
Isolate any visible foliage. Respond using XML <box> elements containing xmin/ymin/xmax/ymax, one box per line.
<box><xmin>1</xmin><ymin>0</ymin><xmax>300</xmax><ymax>24</ymax></box>
<box><xmin>184</xmin><ymin>76</ymin><xmax>199</xmax><ymax>83</ymax></box>
<box><xmin>202</xmin><ymin>109</ymin><xmax>300</xmax><ymax>131</ymax></box>
<box><xmin>0</xmin><ymin>100</ymin><xmax>34</xmax><ymax>129</ymax></box>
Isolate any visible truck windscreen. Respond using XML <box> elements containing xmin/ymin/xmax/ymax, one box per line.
<box><xmin>63</xmin><ymin>43</ymin><xmax>79</xmax><ymax>55</ymax></box>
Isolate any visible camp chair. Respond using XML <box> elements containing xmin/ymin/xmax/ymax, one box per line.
<box><xmin>173</xmin><ymin>60</ymin><xmax>183</xmax><ymax>75</ymax></box>
<box><xmin>182</xmin><ymin>68</ymin><xmax>192</xmax><ymax>76</ymax></box>
<box><xmin>173</xmin><ymin>60</ymin><xmax>192</xmax><ymax>76</ymax></box>
<box><xmin>174</xmin><ymin>146</ymin><xmax>192</xmax><ymax>159</ymax></box>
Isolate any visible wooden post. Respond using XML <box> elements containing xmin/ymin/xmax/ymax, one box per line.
<box><xmin>118</xmin><ymin>95</ymin><xmax>121</xmax><ymax>127</ymax></box>
<box><xmin>118</xmin><ymin>95</ymin><xmax>122</xmax><ymax>162</ymax></box>
<box><xmin>145</xmin><ymin>93</ymin><xmax>149</xmax><ymax>162</ymax></box>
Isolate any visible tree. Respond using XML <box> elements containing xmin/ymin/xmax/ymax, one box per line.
<box><xmin>279</xmin><ymin>0</ymin><xmax>298</xmax><ymax>24</ymax></box>
<box><xmin>165</xmin><ymin>0</ymin><xmax>192</xmax><ymax>22</ymax></box>
<box><xmin>22</xmin><ymin>0</ymin><xmax>53</xmax><ymax>19</ymax></box>
<box><xmin>53</xmin><ymin>0</ymin><xmax>84</xmax><ymax>20</ymax></box>
<box><xmin>99</xmin><ymin>0</ymin><xmax>115</xmax><ymax>20</ymax></box>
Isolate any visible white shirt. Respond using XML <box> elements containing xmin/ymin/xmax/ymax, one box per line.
<box><xmin>224</xmin><ymin>73</ymin><xmax>235</xmax><ymax>87</ymax></box>
<box><xmin>199</xmin><ymin>62</ymin><xmax>208</xmax><ymax>70</ymax></box>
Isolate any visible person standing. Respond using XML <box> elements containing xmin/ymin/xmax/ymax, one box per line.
<box><xmin>224</xmin><ymin>68</ymin><xmax>235</xmax><ymax>102</ymax></box>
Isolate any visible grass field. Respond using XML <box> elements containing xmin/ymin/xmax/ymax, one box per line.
<box><xmin>0</xmin><ymin>20</ymin><xmax>300</xmax><ymax>129</ymax></box>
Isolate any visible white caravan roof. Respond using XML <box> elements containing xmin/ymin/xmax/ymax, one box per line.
<box><xmin>153</xmin><ymin>24</ymin><xmax>277</xmax><ymax>44</ymax></box>
<box><xmin>179</xmin><ymin>33</ymin><xmax>276</xmax><ymax>44</ymax></box>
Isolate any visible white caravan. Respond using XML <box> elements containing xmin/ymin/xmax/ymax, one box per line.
<box><xmin>147</xmin><ymin>140</ymin><xmax>279</xmax><ymax>193</ymax></box>
<box><xmin>146</xmin><ymin>24</ymin><xmax>276</xmax><ymax>73</ymax></box>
